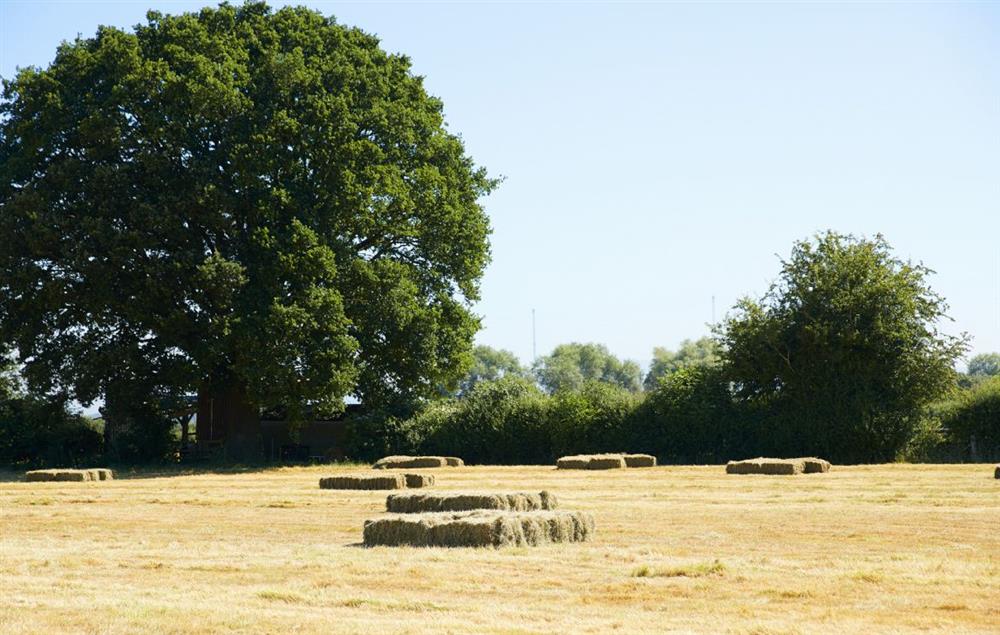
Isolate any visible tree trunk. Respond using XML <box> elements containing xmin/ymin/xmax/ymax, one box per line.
<box><xmin>101</xmin><ymin>393</ymin><xmax>130</xmax><ymax>461</ymax></box>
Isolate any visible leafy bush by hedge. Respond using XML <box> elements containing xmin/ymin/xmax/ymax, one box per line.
<box><xmin>628</xmin><ymin>366</ymin><xmax>741</xmax><ymax>463</ymax></box>
<box><xmin>345</xmin><ymin>370</ymin><xmax>987</xmax><ymax>466</ymax></box>
<box><xmin>943</xmin><ymin>377</ymin><xmax>1000</xmax><ymax>461</ymax></box>
<box><xmin>0</xmin><ymin>396</ymin><xmax>103</xmax><ymax>468</ymax></box>
<box><xmin>897</xmin><ymin>411</ymin><xmax>949</xmax><ymax>463</ymax></box>
<box><xmin>548</xmin><ymin>382</ymin><xmax>639</xmax><ymax>457</ymax></box>
<box><xmin>422</xmin><ymin>377</ymin><xmax>551</xmax><ymax>464</ymax></box>
<box><xmin>342</xmin><ymin>401</ymin><xmax>428</xmax><ymax>462</ymax></box>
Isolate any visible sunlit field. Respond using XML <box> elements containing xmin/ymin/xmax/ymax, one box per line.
<box><xmin>1</xmin><ymin>464</ymin><xmax>997</xmax><ymax>634</ymax></box>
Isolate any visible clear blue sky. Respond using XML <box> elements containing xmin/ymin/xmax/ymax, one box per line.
<box><xmin>2</xmin><ymin>1</ymin><xmax>998</xmax><ymax>372</ymax></box>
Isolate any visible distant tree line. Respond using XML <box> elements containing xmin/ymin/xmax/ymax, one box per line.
<box><xmin>346</xmin><ymin>232</ymin><xmax>998</xmax><ymax>465</ymax></box>
<box><xmin>2</xmin><ymin>228</ymin><xmax>997</xmax><ymax>467</ymax></box>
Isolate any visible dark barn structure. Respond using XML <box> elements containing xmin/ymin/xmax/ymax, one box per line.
<box><xmin>191</xmin><ymin>395</ymin><xmax>356</xmax><ymax>462</ymax></box>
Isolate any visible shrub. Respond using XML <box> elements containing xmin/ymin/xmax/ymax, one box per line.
<box><xmin>628</xmin><ymin>367</ymin><xmax>739</xmax><ymax>463</ymax></box>
<box><xmin>943</xmin><ymin>377</ymin><xmax>1000</xmax><ymax>461</ymax></box>
<box><xmin>343</xmin><ymin>402</ymin><xmax>429</xmax><ymax>462</ymax></box>
<box><xmin>897</xmin><ymin>415</ymin><xmax>948</xmax><ymax>463</ymax></box>
<box><xmin>548</xmin><ymin>382</ymin><xmax>639</xmax><ymax>456</ymax></box>
<box><xmin>895</xmin><ymin>396</ymin><xmax>972</xmax><ymax>462</ymax></box>
<box><xmin>109</xmin><ymin>415</ymin><xmax>176</xmax><ymax>464</ymax></box>
<box><xmin>0</xmin><ymin>396</ymin><xmax>103</xmax><ymax>468</ymax></box>
<box><xmin>421</xmin><ymin>377</ymin><xmax>551</xmax><ymax>464</ymax></box>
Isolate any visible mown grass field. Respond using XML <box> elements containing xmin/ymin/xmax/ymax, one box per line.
<box><xmin>1</xmin><ymin>464</ymin><xmax>997</xmax><ymax>634</ymax></box>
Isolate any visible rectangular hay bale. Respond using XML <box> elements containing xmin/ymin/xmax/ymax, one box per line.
<box><xmin>623</xmin><ymin>453</ymin><xmax>657</xmax><ymax>468</ymax></box>
<box><xmin>556</xmin><ymin>454</ymin><xmax>627</xmax><ymax>470</ymax></box>
<box><xmin>555</xmin><ymin>455</ymin><xmax>592</xmax><ymax>470</ymax></box>
<box><xmin>725</xmin><ymin>458</ymin><xmax>806</xmax><ymax>475</ymax></box>
<box><xmin>444</xmin><ymin>457</ymin><xmax>465</xmax><ymax>467</ymax></box>
<box><xmin>319</xmin><ymin>474</ymin><xmax>407</xmax><ymax>490</ymax></box>
<box><xmin>372</xmin><ymin>455</ymin><xmax>453</xmax><ymax>469</ymax></box>
<box><xmin>25</xmin><ymin>469</ymin><xmax>94</xmax><ymax>482</ymax></box>
<box><xmin>362</xmin><ymin>509</ymin><xmax>594</xmax><ymax>548</ymax></box>
<box><xmin>386</xmin><ymin>490</ymin><xmax>557</xmax><ymax>514</ymax></box>
<box><xmin>587</xmin><ymin>454</ymin><xmax>627</xmax><ymax>469</ymax></box>
<box><xmin>802</xmin><ymin>458</ymin><xmax>831</xmax><ymax>473</ymax></box>
<box><xmin>403</xmin><ymin>473</ymin><xmax>435</xmax><ymax>488</ymax></box>
<box><xmin>24</xmin><ymin>470</ymin><xmax>59</xmax><ymax>482</ymax></box>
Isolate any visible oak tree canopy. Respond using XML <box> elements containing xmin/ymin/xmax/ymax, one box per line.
<box><xmin>0</xmin><ymin>2</ymin><xmax>495</xmax><ymax>444</ymax></box>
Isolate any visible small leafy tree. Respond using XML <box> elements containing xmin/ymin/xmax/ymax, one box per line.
<box><xmin>967</xmin><ymin>353</ymin><xmax>1000</xmax><ymax>377</ymax></box>
<box><xmin>717</xmin><ymin>232</ymin><xmax>967</xmax><ymax>462</ymax></box>
<box><xmin>533</xmin><ymin>343</ymin><xmax>641</xmax><ymax>394</ymax></box>
<box><xmin>644</xmin><ymin>337</ymin><xmax>720</xmax><ymax>390</ymax></box>
<box><xmin>457</xmin><ymin>346</ymin><xmax>527</xmax><ymax>395</ymax></box>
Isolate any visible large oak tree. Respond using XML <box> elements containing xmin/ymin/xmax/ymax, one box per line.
<box><xmin>0</xmin><ymin>3</ymin><xmax>494</xmax><ymax>455</ymax></box>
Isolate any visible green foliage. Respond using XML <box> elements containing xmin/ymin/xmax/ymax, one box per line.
<box><xmin>343</xmin><ymin>401</ymin><xmax>427</xmax><ymax>462</ymax></box>
<box><xmin>0</xmin><ymin>3</ymin><xmax>493</xmax><ymax>433</ymax></box>
<box><xmin>360</xmin><ymin>334</ymin><xmax>977</xmax><ymax>465</ymax></box>
<box><xmin>896</xmin><ymin>413</ymin><xmax>949</xmax><ymax>463</ymax></box>
<box><xmin>548</xmin><ymin>382</ymin><xmax>640</xmax><ymax>456</ymax></box>
<box><xmin>629</xmin><ymin>366</ymin><xmax>739</xmax><ymax>463</ymax></box>
<box><xmin>0</xmin><ymin>351</ymin><xmax>20</xmax><ymax>402</ymax></box>
<box><xmin>644</xmin><ymin>337</ymin><xmax>720</xmax><ymax>391</ymax></box>
<box><xmin>967</xmin><ymin>353</ymin><xmax>1000</xmax><ymax>377</ymax></box>
<box><xmin>104</xmin><ymin>403</ymin><xmax>178</xmax><ymax>464</ymax></box>
<box><xmin>717</xmin><ymin>232</ymin><xmax>967</xmax><ymax>463</ymax></box>
<box><xmin>943</xmin><ymin>377</ymin><xmax>1000</xmax><ymax>461</ymax></box>
<box><xmin>421</xmin><ymin>376</ymin><xmax>551</xmax><ymax>464</ymax></box>
<box><xmin>956</xmin><ymin>373</ymin><xmax>989</xmax><ymax>392</ymax></box>
<box><xmin>533</xmin><ymin>343</ymin><xmax>641</xmax><ymax>394</ymax></box>
<box><xmin>0</xmin><ymin>396</ymin><xmax>103</xmax><ymax>468</ymax></box>
<box><xmin>457</xmin><ymin>345</ymin><xmax>527</xmax><ymax>396</ymax></box>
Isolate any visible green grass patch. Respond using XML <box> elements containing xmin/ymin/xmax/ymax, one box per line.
<box><xmin>257</xmin><ymin>590</ymin><xmax>308</xmax><ymax>604</ymax></box>
<box><xmin>632</xmin><ymin>559</ymin><xmax>727</xmax><ymax>578</ymax></box>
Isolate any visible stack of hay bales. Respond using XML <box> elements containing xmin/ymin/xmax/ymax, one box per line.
<box><xmin>24</xmin><ymin>468</ymin><xmax>114</xmax><ymax>482</ymax></box>
<box><xmin>363</xmin><ymin>510</ymin><xmax>594</xmax><ymax>548</ymax></box>
<box><xmin>725</xmin><ymin>457</ymin><xmax>832</xmax><ymax>475</ymax></box>
<box><xmin>385</xmin><ymin>490</ymin><xmax>557</xmax><ymax>513</ymax></box>
<box><xmin>556</xmin><ymin>453</ymin><xmax>656</xmax><ymax>470</ymax></box>
<box><xmin>372</xmin><ymin>455</ymin><xmax>464</xmax><ymax>469</ymax></box>
<box><xmin>363</xmin><ymin>489</ymin><xmax>594</xmax><ymax>548</ymax></box>
<box><xmin>319</xmin><ymin>473</ymin><xmax>435</xmax><ymax>490</ymax></box>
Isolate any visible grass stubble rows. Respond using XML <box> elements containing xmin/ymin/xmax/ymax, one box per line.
<box><xmin>0</xmin><ymin>464</ymin><xmax>997</xmax><ymax>634</ymax></box>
